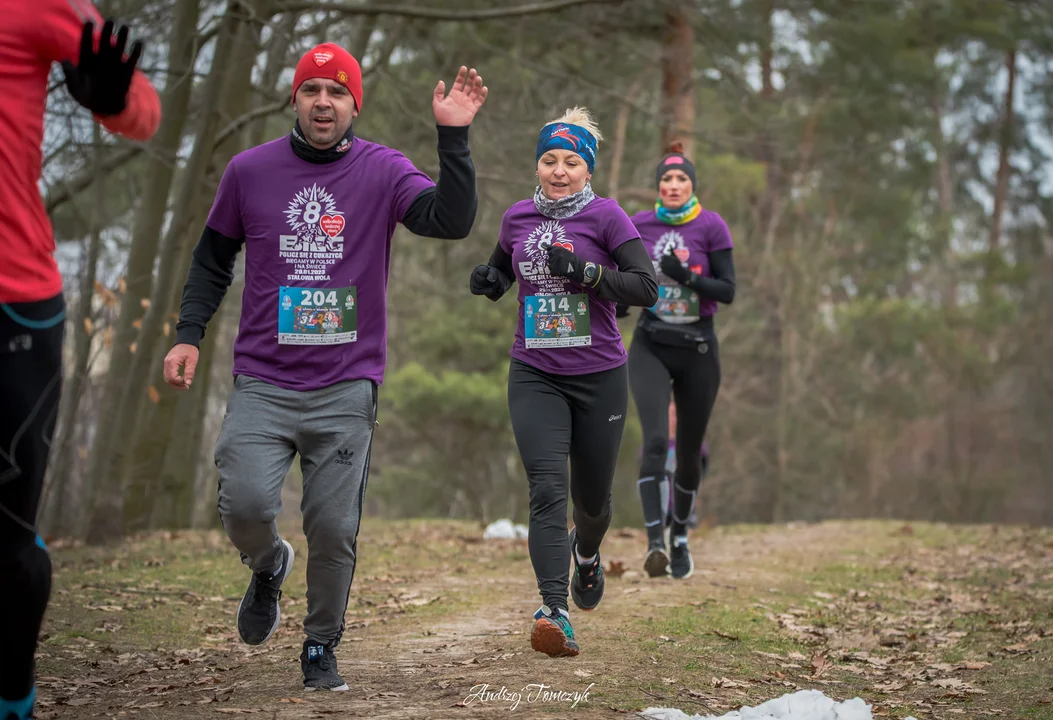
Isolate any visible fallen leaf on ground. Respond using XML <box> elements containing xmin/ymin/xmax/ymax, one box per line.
<box><xmin>712</xmin><ymin>677</ymin><xmax>749</xmax><ymax>689</ymax></box>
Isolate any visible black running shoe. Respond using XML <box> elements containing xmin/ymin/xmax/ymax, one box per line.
<box><xmin>301</xmin><ymin>640</ymin><xmax>349</xmax><ymax>692</ymax></box>
<box><xmin>669</xmin><ymin>535</ymin><xmax>694</xmax><ymax>579</ymax></box>
<box><xmin>644</xmin><ymin>539</ymin><xmax>670</xmax><ymax>578</ymax></box>
<box><xmin>569</xmin><ymin>527</ymin><xmax>605</xmax><ymax>611</ymax></box>
<box><xmin>237</xmin><ymin>538</ymin><xmax>294</xmax><ymax>645</ymax></box>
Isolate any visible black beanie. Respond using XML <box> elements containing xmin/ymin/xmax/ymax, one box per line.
<box><xmin>655</xmin><ymin>141</ymin><xmax>697</xmax><ymax>191</ymax></box>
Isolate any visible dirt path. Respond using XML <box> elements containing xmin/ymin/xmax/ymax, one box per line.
<box><xmin>34</xmin><ymin>520</ymin><xmax>1053</xmax><ymax>719</ymax></box>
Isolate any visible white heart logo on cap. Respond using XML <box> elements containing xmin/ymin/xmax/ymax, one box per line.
<box><xmin>313</xmin><ymin>50</ymin><xmax>334</xmax><ymax>66</ymax></box>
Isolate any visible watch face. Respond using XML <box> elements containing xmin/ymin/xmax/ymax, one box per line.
<box><xmin>584</xmin><ymin>262</ymin><xmax>597</xmax><ymax>280</ymax></box>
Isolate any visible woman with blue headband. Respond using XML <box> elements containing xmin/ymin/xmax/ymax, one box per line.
<box><xmin>469</xmin><ymin>107</ymin><xmax>657</xmax><ymax>658</ymax></box>
<box><xmin>618</xmin><ymin>142</ymin><xmax>736</xmax><ymax>580</ymax></box>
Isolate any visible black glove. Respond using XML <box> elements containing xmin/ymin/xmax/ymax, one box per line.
<box><xmin>469</xmin><ymin>265</ymin><xmax>500</xmax><ymax>295</ymax></box>
<box><xmin>548</xmin><ymin>245</ymin><xmax>602</xmax><ymax>287</ymax></box>
<box><xmin>62</xmin><ymin>20</ymin><xmax>143</xmax><ymax>117</ymax></box>
<box><xmin>659</xmin><ymin>250</ymin><xmax>691</xmax><ymax>284</ymax></box>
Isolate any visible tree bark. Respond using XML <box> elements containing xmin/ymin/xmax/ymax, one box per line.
<box><xmin>122</xmin><ymin>1</ymin><xmax>270</xmax><ymax>532</ymax></box>
<box><xmin>607</xmin><ymin>77</ymin><xmax>642</xmax><ymax>202</ymax></box>
<box><xmin>659</xmin><ymin>1</ymin><xmax>694</xmax><ymax>158</ymax></box>
<box><xmin>754</xmin><ymin>0</ymin><xmax>782</xmax><ymax>523</ymax></box>
<box><xmin>988</xmin><ymin>45</ymin><xmax>1016</xmax><ymax>255</ymax></box>
<box><xmin>80</xmin><ymin>0</ymin><xmax>202</xmax><ymax>542</ymax></box>
<box><xmin>40</xmin><ymin>125</ymin><xmax>108</xmax><ymax>537</ymax></box>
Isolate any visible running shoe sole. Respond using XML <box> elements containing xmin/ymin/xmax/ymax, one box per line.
<box><xmin>530</xmin><ymin>618</ymin><xmax>580</xmax><ymax>658</ymax></box>
<box><xmin>644</xmin><ymin>548</ymin><xmax>670</xmax><ymax>578</ymax></box>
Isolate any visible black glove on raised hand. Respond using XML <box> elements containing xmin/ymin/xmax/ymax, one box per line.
<box><xmin>548</xmin><ymin>245</ymin><xmax>602</xmax><ymax>288</ymax></box>
<box><xmin>470</xmin><ymin>265</ymin><xmax>501</xmax><ymax>296</ymax></box>
<box><xmin>62</xmin><ymin>20</ymin><xmax>143</xmax><ymax>117</ymax></box>
<box><xmin>659</xmin><ymin>250</ymin><xmax>691</xmax><ymax>284</ymax></box>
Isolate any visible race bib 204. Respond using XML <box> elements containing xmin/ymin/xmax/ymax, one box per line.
<box><xmin>278</xmin><ymin>286</ymin><xmax>357</xmax><ymax>345</ymax></box>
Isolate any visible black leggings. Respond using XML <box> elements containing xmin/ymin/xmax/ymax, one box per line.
<box><xmin>0</xmin><ymin>294</ymin><xmax>64</xmax><ymax>703</ymax></box>
<box><xmin>507</xmin><ymin>359</ymin><xmax>627</xmax><ymax>612</ymax></box>
<box><xmin>628</xmin><ymin>324</ymin><xmax>720</xmax><ymax>540</ymax></box>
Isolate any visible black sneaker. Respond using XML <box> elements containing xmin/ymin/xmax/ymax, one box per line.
<box><xmin>569</xmin><ymin>527</ymin><xmax>604</xmax><ymax>611</ymax></box>
<box><xmin>237</xmin><ymin>538</ymin><xmax>294</xmax><ymax>645</ymax></box>
<box><xmin>301</xmin><ymin>640</ymin><xmax>349</xmax><ymax>692</ymax></box>
<box><xmin>644</xmin><ymin>539</ymin><xmax>669</xmax><ymax>578</ymax></box>
<box><xmin>669</xmin><ymin>536</ymin><xmax>694</xmax><ymax>579</ymax></box>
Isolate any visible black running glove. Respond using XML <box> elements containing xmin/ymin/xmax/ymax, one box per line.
<box><xmin>659</xmin><ymin>250</ymin><xmax>691</xmax><ymax>284</ymax></box>
<box><xmin>547</xmin><ymin>246</ymin><xmax>603</xmax><ymax>288</ymax></box>
<box><xmin>470</xmin><ymin>265</ymin><xmax>501</xmax><ymax>296</ymax></box>
<box><xmin>62</xmin><ymin>20</ymin><xmax>143</xmax><ymax>117</ymax></box>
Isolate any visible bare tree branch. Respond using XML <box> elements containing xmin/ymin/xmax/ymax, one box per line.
<box><xmin>273</xmin><ymin>0</ymin><xmax>626</xmax><ymax>21</ymax></box>
<box><xmin>45</xmin><ymin>146</ymin><xmax>145</xmax><ymax>214</ymax></box>
<box><xmin>213</xmin><ymin>98</ymin><xmax>292</xmax><ymax>149</ymax></box>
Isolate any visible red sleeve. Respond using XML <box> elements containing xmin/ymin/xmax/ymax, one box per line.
<box><xmin>37</xmin><ymin>0</ymin><xmax>161</xmax><ymax>141</ymax></box>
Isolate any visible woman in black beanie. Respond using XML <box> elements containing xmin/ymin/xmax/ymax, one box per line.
<box><xmin>619</xmin><ymin>142</ymin><xmax>736</xmax><ymax>579</ymax></box>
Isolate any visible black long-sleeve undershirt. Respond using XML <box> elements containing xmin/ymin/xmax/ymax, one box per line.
<box><xmin>174</xmin><ymin>125</ymin><xmax>477</xmax><ymax>347</ymax></box>
<box><xmin>400</xmin><ymin>125</ymin><xmax>476</xmax><ymax>239</ymax></box>
<box><xmin>682</xmin><ymin>248</ymin><xmax>735</xmax><ymax>304</ymax></box>
<box><xmin>616</xmin><ymin>248</ymin><xmax>736</xmax><ymax>319</ymax></box>
<box><xmin>480</xmin><ymin>238</ymin><xmax>658</xmax><ymax>307</ymax></box>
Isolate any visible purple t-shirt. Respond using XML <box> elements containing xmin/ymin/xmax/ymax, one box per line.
<box><xmin>499</xmin><ymin>197</ymin><xmax>639</xmax><ymax>376</ymax></box>
<box><xmin>206</xmin><ymin>136</ymin><xmax>435</xmax><ymax>391</ymax></box>
<box><xmin>630</xmin><ymin>209</ymin><xmax>734</xmax><ymax>320</ymax></box>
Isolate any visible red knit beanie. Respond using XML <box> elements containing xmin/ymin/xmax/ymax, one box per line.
<box><xmin>291</xmin><ymin>43</ymin><xmax>363</xmax><ymax>111</ymax></box>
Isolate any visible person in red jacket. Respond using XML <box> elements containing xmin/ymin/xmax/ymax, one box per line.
<box><xmin>0</xmin><ymin>2</ymin><xmax>161</xmax><ymax>717</ymax></box>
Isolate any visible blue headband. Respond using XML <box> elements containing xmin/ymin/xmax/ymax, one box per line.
<box><xmin>536</xmin><ymin>122</ymin><xmax>597</xmax><ymax>173</ymax></box>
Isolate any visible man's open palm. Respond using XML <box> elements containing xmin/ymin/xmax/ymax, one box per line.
<box><xmin>432</xmin><ymin>66</ymin><xmax>487</xmax><ymax>126</ymax></box>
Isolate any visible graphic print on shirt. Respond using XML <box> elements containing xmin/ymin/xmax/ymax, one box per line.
<box><xmin>651</xmin><ymin>229</ymin><xmax>699</xmax><ymax>323</ymax></box>
<box><xmin>280</xmin><ymin>184</ymin><xmax>346</xmax><ymax>283</ymax></box>
<box><xmin>653</xmin><ymin>230</ymin><xmax>690</xmax><ymax>272</ymax></box>
<box><xmin>518</xmin><ymin>219</ymin><xmax>574</xmax><ymax>295</ymax></box>
<box><xmin>276</xmin><ymin>184</ymin><xmax>357</xmax><ymax>345</ymax></box>
<box><xmin>518</xmin><ymin>220</ymin><xmax>592</xmax><ymax>348</ymax></box>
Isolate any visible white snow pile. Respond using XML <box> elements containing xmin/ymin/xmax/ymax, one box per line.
<box><xmin>482</xmin><ymin>518</ymin><xmax>528</xmax><ymax>540</ymax></box>
<box><xmin>639</xmin><ymin>689</ymin><xmax>918</xmax><ymax>720</ymax></box>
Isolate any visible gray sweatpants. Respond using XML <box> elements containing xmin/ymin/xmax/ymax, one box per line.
<box><xmin>214</xmin><ymin>374</ymin><xmax>376</xmax><ymax>647</ymax></box>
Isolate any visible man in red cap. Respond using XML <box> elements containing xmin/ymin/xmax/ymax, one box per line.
<box><xmin>0</xmin><ymin>2</ymin><xmax>161</xmax><ymax>718</ymax></box>
<box><xmin>163</xmin><ymin>42</ymin><xmax>486</xmax><ymax>691</ymax></box>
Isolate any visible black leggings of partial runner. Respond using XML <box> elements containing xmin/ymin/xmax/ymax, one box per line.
<box><xmin>0</xmin><ymin>294</ymin><xmax>64</xmax><ymax>703</ymax></box>
<box><xmin>628</xmin><ymin>325</ymin><xmax>720</xmax><ymax>541</ymax></box>
<box><xmin>507</xmin><ymin>359</ymin><xmax>628</xmax><ymax>613</ymax></box>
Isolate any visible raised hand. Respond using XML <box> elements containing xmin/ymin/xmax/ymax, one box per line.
<box><xmin>61</xmin><ymin>19</ymin><xmax>143</xmax><ymax>117</ymax></box>
<box><xmin>432</xmin><ymin>66</ymin><xmax>488</xmax><ymax>127</ymax></box>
